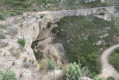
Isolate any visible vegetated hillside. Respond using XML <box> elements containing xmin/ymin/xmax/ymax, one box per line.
<box><xmin>0</xmin><ymin>0</ymin><xmax>118</xmax><ymax>17</ymax></box>
<box><xmin>0</xmin><ymin>0</ymin><xmax>119</xmax><ymax>80</ymax></box>
<box><xmin>52</xmin><ymin>16</ymin><xmax>119</xmax><ymax>77</ymax></box>
<box><xmin>109</xmin><ymin>48</ymin><xmax>119</xmax><ymax>72</ymax></box>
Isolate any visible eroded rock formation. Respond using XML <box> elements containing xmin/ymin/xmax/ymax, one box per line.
<box><xmin>0</xmin><ymin>6</ymin><xmax>116</xmax><ymax>80</ymax></box>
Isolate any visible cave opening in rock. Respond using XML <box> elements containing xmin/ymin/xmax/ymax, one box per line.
<box><xmin>47</xmin><ymin>22</ymin><xmax>52</xmax><ymax>28</ymax></box>
<box><xmin>99</xmin><ymin>13</ymin><xmax>105</xmax><ymax>16</ymax></box>
<box><xmin>31</xmin><ymin>22</ymin><xmax>53</xmax><ymax>61</ymax></box>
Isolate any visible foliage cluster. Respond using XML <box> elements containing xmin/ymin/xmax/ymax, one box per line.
<box><xmin>34</xmin><ymin>51</ymin><xmax>43</xmax><ymax>60</ymax></box>
<box><xmin>107</xmin><ymin>77</ymin><xmax>115</xmax><ymax>80</ymax></box>
<box><xmin>10</xmin><ymin>10</ymin><xmax>23</xmax><ymax>16</ymax></box>
<box><xmin>4</xmin><ymin>0</ymin><xmax>31</xmax><ymax>8</ymax></box>
<box><xmin>48</xmin><ymin>59</ymin><xmax>55</xmax><ymax>70</ymax></box>
<box><xmin>0</xmin><ymin>24</ymin><xmax>8</xmax><ymax>29</ymax></box>
<box><xmin>0</xmin><ymin>12</ymin><xmax>5</xmax><ymax>20</ymax></box>
<box><xmin>0</xmin><ymin>0</ymin><xmax>111</xmax><ymax>16</ymax></box>
<box><xmin>23</xmin><ymin>62</ymin><xmax>32</xmax><ymax>68</ymax></box>
<box><xmin>66</xmin><ymin>62</ymin><xmax>82</xmax><ymax>80</ymax></box>
<box><xmin>0</xmin><ymin>31</ymin><xmax>6</xmax><ymax>39</ymax></box>
<box><xmin>52</xmin><ymin>16</ymin><xmax>119</xmax><ymax>77</ymax></box>
<box><xmin>0</xmin><ymin>69</ymin><xmax>18</xmax><ymax>80</ymax></box>
<box><xmin>109</xmin><ymin>48</ymin><xmax>119</xmax><ymax>72</ymax></box>
<box><xmin>18</xmin><ymin>38</ymin><xmax>26</xmax><ymax>47</ymax></box>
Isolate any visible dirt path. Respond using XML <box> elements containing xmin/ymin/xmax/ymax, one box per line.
<box><xmin>99</xmin><ymin>44</ymin><xmax>119</xmax><ymax>80</ymax></box>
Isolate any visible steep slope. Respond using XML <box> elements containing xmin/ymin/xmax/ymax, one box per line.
<box><xmin>0</xmin><ymin>6</ymin><xmax>117</xmax><ymax>80</ymax></box>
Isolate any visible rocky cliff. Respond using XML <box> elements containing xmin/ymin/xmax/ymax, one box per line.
<box><xmin>0</xmin><ymin>6</ymin><xmax>117</xmax><ymax>80</ymax></box>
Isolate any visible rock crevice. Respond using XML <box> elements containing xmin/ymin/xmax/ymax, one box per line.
<box><xmin>0</xmin><ymin>6</ymin><xmax>117</xmax><ymax>80</ymax></box>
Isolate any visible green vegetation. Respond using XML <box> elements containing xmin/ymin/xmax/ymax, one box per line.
<box><xmin>78</xmin><ymin>1</ymin><xmax>107</xmax><ymax>8</ymax></box>
<box><xmin>0</xmin><ymin>69</ymin><xmax>18</xmax><ymax>80</ymax></box>
<box><xmin>10</xmin><ymin>10</ymin><xmax>23</xmax><ymax>16</ymax></box>
<box><xmin>48</xmin><ymin>59</ymin><xmax>55</xmax><ymax>70</ymax></box>
<box><xmin>0</xmin><ymin>0</ymin><xmax>30</xmax><ymax>16</ymax></box>
<box><xmin>34</xmin><ymin>51</ymin><xmax>43</xmax><ymax>60</ymax></box>
<box><xmin>66</xmin><ymin>62</ymin><xmax>82</xmax><ymax>80</ymax></box>
<box><xmin>3</xmin><ymin>0</ymin><xmax>31</xmax><ymax>8</ymax></box>
<box><xmin>18</xmin><ymin>38</ymin><xmax>26</xmax><ymax>47</ymax></box>
<box><xmin>106</xmin><ymin>0</ymin><xmax>118</xmax><ymax>6</ymax></box>
<box><xmin>107</xmin><ymin>77</ymin><xmax>115</xmax><ymax>80</ymax></box>
<box><xmin>23</xmin><ymin>62</ymin><xmax>32</xmax><ymax>68</ymax></box>
<box><xmin>0</xmin><ymin>0</ymin><xmax>114</xmax><ymax>16</ymax></box>
<box><xmin>93</xmin><ymin>76</ymin><xmax>102</xmax><ymax>80</ymax></box>
<box><xmin>0</xmin><ymin>31</ymin><xmax>6</xmax><ymax>39</ymax></box>
<box><xmin>109</xmin><ymin>48</ymin><xmax>119</xmax><ymax>72</ymax></box>
<box><xmin>0</xmin><ymin>24</ymin><xmax>8</xmax><ymax>29</ymax></box>
<box><xmin>9</xmin><ymin>47</ymin><xmax>20</xmax><ymax>58</ymax></box>
<box><xmin>52</xmin><ymin>16</ymin><xmax>119</xmax><ymax>77</ymax></box>
<box><xmin>36</xmin><ymin>0</ymin><xmax>48</xmax><ymax>5</ymax></box>
<box><xmin>0</xmin><ymin>12</ymin><xmax>5</xmax><ymax>20</ymax></box>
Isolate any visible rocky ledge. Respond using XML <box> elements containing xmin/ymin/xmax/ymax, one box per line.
<box><xmin>0</xmin><ymin>6</ymin><xmax>117</xmax><ymax>80</ymax></box>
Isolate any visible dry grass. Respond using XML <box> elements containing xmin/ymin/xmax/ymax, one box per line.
<box><xmin>9</xmin><ymin>47</ymin><xmax>21</xmax><ymax>58</ymax></box>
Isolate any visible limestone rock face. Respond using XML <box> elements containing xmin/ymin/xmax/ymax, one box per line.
<box><xmin>101</xmin><ymin>0</ymin><xmax>105</xmax><ymax>3</ymax></box>
<box><xmin>0</xmin><ymin>6</ymin><xmax>116</xmax><ymax>80</ymax></box>
<box><xmin>84</xmin><ymin>0</ymin><xmax>105</xmax><ymax>3</ymax></box>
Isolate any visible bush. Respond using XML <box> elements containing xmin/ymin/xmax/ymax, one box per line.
<box><xmin>0</xmin><ymin>24</ymin><xmax>8</xmax><ymax>29</ymax></box>
<box><xmin>10</xmin><ymin>10</ymin><xmax>23</xmax><ymax>16</ymax></box>
<box><xmin>93</xmin><ymin>76</ymin><xmax>102</xmax><ymax>80</ymax></box>
<box><xmin>0</xmin><ymin>32</ymin><xmax>6</xmax><ymax>39</ymax></box>
<box><xmin>4</xmin><ymin>0</ymin><xmax>31</xmax><ymax>8</ymax></box>
<box><xmin>40</xmin><ymin>15</ymin><xmax>44</xmax><ymax>19</ymax></box>
<box><xmin>34</xmin><ymin>51</ymin><xmax>43</xmax><ymax>60</ymax></box>
<box><xmin>52</xmin><ymin>27</ymin><xmax>60</xmax><ymax>34</ymax></box>
<box><xmin>66</xmin><ymin>62</ymin><xmax>82</xmax><ymax>80</ymax></box>
<box><xmin>36</xmin><ymin>0</ymin><xmax>47</xmax><ymax>5</ymax></box>
<box><xmin>9</xmin><ymin>47</ymin><xmax>20</xmax><ymax>58</ymax></box>
<box><xmin>48</xmin><ymin>59</ymin><xmax>55</xmax><ymax>70</ymax></box>
<box><xmin>0</xmin><ymin>12</ymin><xmax>5</xmax><ymax>20</ymax></box>
<box><xmin>18</xmin><ymin>38</ymin><xmax>26</xmax><ymax>47</ymax></box>
<box><xmin>0</xmin><ymin>69</ymin><xmax>18</xmax><ymax>80</ymax></box>
<box><xmin>39</xmin><ymin>59</ymin><xmax>49</xmax><ymax>71</ymax></box>
<box><xmin>109</xmin><ymin>49</ymin><xmax>119</xmax><ymax>72</ymax></box>
<box><xmin>23</xmin><ymin>62</ymin><xmax>32</xmax><ymax>68</ymax></box>
<box><xmin>107</xmin><ymin>77</ymin><xmax>115</xmax><ymax>80</ymax></box>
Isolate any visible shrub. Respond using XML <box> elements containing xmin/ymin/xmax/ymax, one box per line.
<box><xmin>9</xmin><ymin>47</ymin><xmax>20</xmax><ymax>58</ymax></box>
<box><xmin>0</xmin><ymin>24</ymin><xmax>8</xmax><ymax>29</ymax></box>
<box><xmin>23</xmin><ymin>62</ymin><xmax>32</xmax><ymax>68</ymax></box>
<box><xmin>36</xmin><ymin>0</ymin><xmax>47</xmax><ymax>5</ymax></box>
<box><xmin>39</xmin><ymin>59</ymin><xmax>49</xmax><ymax>71</ymax></box>
<box><xmin>34</xmin><ymin>51</ymin><xmax>43</xmax><ymax>60</ymax></box>
<box><xmin>107</xmin><ymin>77</ymin><xmax>115</xmax><ymax>80</ymax></box>
<box><xmin>40</xmin><ymin>15</ymin><xmax>44</xmax><ymax>19</ymax></box>
<box><xmin>109</xmin><ymin>50</ymin><xmax>119</xmax><ymax>72</ymax></box>
<box><xmin>52</xmin><ymin>27</ymin><xmax>60</xmax><ymax>34</ymax></box>
<box><xmin>0</xmin><ymin>32</ymin><xmax>6</xmax><ymax>39</ymax></box>
<box><xmin>4</xmin><ymin>0</ymin><xmax>31</xmax><ymax>8</ymax></box>
<box><xmin>10</xmin><ymin>10</ymin><xmax>23</xmax><ymax>16</ymax></box>
<box><xmin>0</xmin><ymin>69</ymin><xmax>18</xmax><ymax>80</ymax></box>
<box><xmin>0</xmin><ymin>12</ymin><xmax>5</xmax><ymax>20</ymax></box>
<box><xmin>66</xmin><ymin>62</ymin><xmax>82</xmax><ymax>80</ymax></box>
<box><xmin>48</xmin><ymin>59</ymin><xmax>55</xmax><ymax>70</ymax></box>
<box><xmin>18</xmin><ymin>38</ymin><xmax>26</xmax><ymax>47</ymax></box>
<box><xmin>93</xmin><ymin>76</ymin><xmax>102</xmax><ymax>80</ymax></box>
